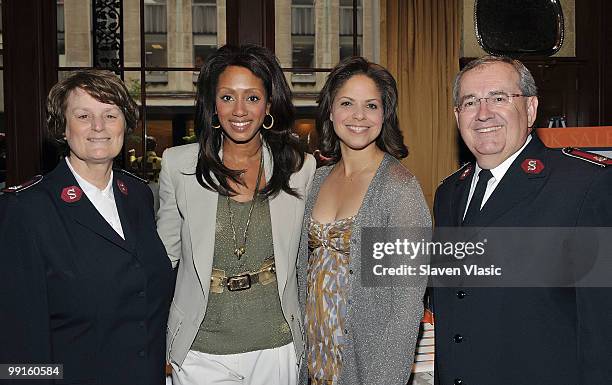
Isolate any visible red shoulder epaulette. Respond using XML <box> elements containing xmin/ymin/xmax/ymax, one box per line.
<box><xmin>562</xmin><ymin>147</ymin><xmax>612</xmax><ymax>168</ymax></box>
<box><xmin>439</xmin><ymin>162</ymin><xmax>473</xmax><ymax>185</ymax></box>
<box><xmin>1</xmin><ymin>175</ymin><xmax>44</xmax><ymax>193</ymax></box>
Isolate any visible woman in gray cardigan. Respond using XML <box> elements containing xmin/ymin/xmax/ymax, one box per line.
<box><xmin>298</xmin><ymin>57</ymin><xmax>431</xmax><ymax>385</ymax></box>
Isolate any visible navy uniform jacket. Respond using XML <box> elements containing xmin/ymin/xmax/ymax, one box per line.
<box><xmin>432</xmin><ymin>135</ymin><xmax>612</xmax><ymax>385</ymax></box>
<box><xmin>0</xmin><ymin>160</ymin><xmax>173</xmax><ymax>385</ymax></box>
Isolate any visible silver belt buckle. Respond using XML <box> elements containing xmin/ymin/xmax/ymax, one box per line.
<box><xmin>226</xmin><ymin>274</ymin><xmax>251</xmax><ymax>291</ymax></box>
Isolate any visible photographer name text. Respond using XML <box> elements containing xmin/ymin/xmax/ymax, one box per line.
<box><xmin>372</xmin><ymin>264</ymin><xmax>502</xmax><ymax>276</ymax></box>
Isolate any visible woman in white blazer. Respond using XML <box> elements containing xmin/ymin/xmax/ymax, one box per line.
<box><xmin>157</xmin><ymin>45</ymin><xmax>315</xmax><ymax>385</ymax></box>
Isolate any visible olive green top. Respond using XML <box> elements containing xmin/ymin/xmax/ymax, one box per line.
<box><xmin>191</xmin><ymin>195</ymin><xmax>293</xmax><ymax>354</ymax></box>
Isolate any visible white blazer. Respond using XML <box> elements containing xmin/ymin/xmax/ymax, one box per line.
<box><xmin>157</xmin><ymin>142</ymin><xmax>315</xmax><ymax>368</ymax></box>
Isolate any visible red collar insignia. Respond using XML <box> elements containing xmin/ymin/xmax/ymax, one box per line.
<box><xmin>521</xmin><ymin>159</ymin><xmax>545</xmax><ymax>174</ymax></box>
<box><xmin>116</xmin><ymin>179</ymin><xmax>128</xmax><ymax>195</ymax></box>
<box><xmin>61</xmin><ymin>185</ymin><xmax>83</xmax><ymax>203</ymax></box>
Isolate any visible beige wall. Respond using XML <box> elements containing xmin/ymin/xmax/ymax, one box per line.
<box><xmin>275</xmin><ymin>0</ymin><xmax>292</xmax><ymax>68</ymax></box>
<box><xmin>64</xmin><ymin>0</ymin><xmax>92</xmax><ymax>67</ymax></box>
<box><xmin>362</xmin><ymin>0</ymin><xmax>380</xmax><ymax>63</ymax></box>
<box><xmin>123</xmin><ymin>0</ymin><xmax>141</xmax><ymax>93</ymax></box>
<box><xmin>216</xmin><ymin>0</ymin><xmax>227</xmax><ymax>46</ymax></box>
<box><xmin>167</xmin><ymin>0</ymin><xmax>194</xmax><ymax>92</ymax></box>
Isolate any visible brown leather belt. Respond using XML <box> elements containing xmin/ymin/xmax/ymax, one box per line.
<box><xmin>210</xmin><ymin>256</ymin><xmax>276</xmax><ymax>293</ymax></box>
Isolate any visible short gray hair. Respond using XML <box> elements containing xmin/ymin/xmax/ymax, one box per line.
<box><xmin>452</xmin><ymin>55</ymin><xmax>538</xmax><ymax>107</ymax></box>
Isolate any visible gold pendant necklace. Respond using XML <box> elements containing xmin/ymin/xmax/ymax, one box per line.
<box><xmin>226</xmin><ymin>152</ymin><xmax>264</xmax><ymax>260</ymax></box>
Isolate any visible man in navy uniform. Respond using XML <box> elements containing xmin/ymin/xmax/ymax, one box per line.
<box><xmin>432</xmin><ymin>56</ymin><xmax>612</xmax><ymax>385</ymax></box>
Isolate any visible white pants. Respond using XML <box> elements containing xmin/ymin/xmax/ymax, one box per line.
<box><xmin>171</xmin><ymin>343</ymin><xmax>298</xmax><ymax>385</ymax></box>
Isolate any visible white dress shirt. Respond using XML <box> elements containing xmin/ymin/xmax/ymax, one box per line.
<box><xmin>65</xmin><ymin>158</ymin><xmax>125</xmax><ymax>239</ymax></box>
<box><xmin>463</xmin><ymin>135</ymin><xmax>532</xmax><ymax>220</ymax></box>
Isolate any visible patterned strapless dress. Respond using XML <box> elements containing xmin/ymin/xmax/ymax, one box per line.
<box><xmin>305</xmin><ymin>216</ymin><xmax>354</xmax><ymax>385</ymax></box>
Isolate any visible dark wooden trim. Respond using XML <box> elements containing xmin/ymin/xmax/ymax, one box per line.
<box><xmin>226</xmin><ymin>0</ymin><xmax>275</xmax><ymax>50</ymax></box>
<box><xmin>58</xmin><ymin>66</ymin><xmax>201</xmax><ymax>71</ymax></box>
<box><xmin>460</xmin><ymin>57</ymin><xmax>588</xmax><ymax>68</ymax></box>
<box><xmin>59</xmin><ymin>66</ymin><xmax>333</xmax><ymax>72</ymax></box>
<box><xmin>599</xmin><ymin>0</ymin><xmax>612</xmax><ymax>125</ymax></box>
<box><xmin>225</xmin><ymin>0</ymin><xmax>239</xmax><ymax>46</ymax></box>
<box><xmin>574</xmin><ymin>0</ymin><xmax>602</xmax><ymax>126</ymax></box>
<box><xmin>3</xmin><ymin>0</ymin><xmax>58</xmax><ymax>185</ymax></box>
<box><xmin>263</xmin><ymin>0</ymin><xmax>275</xmax><ymax>52</ymax></box>
<box><xmin>138</xmin><ymin>0</ymin><xmax>148</xmax><ymax>176</ymax></box>
<box><xmin>352</xmin><ymin>0</ymin><xmax>358</xmax><ymax>55</ymax></box>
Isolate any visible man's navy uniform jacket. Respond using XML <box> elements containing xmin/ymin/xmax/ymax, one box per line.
<box><xmin>432</xmin><ymin>135</ymin><xmax>612</xmax><ymax>385</ymax></box>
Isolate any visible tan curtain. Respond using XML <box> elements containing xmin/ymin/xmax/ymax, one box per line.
<box><xmin>380</xmin><ymin>0</ymin><xmax>461</xmax><ymax>209</ymax></box>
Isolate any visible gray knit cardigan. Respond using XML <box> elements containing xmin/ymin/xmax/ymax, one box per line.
<box><xmin>297</xmin><ymin>153</ymin><xmax>432</xmax><ymax>385</ymax></box>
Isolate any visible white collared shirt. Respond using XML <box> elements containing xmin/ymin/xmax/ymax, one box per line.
<box><xmin>463</xmin><ymin>135</ymin><xmax>532</xmax><ymax>220</ymax></box>
<box><xmin>65</xmin><ymin>158</ymin><xmax>125</xmax><ymax>239</ymax></box>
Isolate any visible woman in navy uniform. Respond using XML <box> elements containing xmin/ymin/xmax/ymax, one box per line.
<box><xmin>0</xmin><ymin>70</ymin><xmax>173</xmax><ymax>385</ymax></box>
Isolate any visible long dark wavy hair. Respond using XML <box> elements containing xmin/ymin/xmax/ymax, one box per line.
<box><xmin>194</xmin><ymin>44</ymin><xmax>305</xmax><ymax>198</ymax></box>
<box><xmin>317</xmin><ymin>56</ymin><xmax>408</xmax><ymax>163</ymax></box>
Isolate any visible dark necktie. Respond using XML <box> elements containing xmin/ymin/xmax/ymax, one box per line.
<box><xmin>463</xmin><ymin>169</ymin><xmax>493</xmax><ymax>225</ymax></box>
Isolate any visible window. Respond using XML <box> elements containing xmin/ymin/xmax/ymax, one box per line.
<box><xmin>192</xmin><ymin>0</ymin><xmax>218</xmax><ymax>71</ymax></box>
<box><xmin>145</xmin><ymin>0</ymin><xmax>168</xmax><ymax>83</ymax></box>
<box><xmin>277</xmin><ymin>0</ymin><xmax>376</xmax><ymax>93</ymax></box>
<box><xmin>57</xmin><ymin>1</ymin><xmax>65</xmax><ymax>56</ymax></box>
<box><xmin>144</xmin><ymin>1</ymin><xmax>167</xmax><ymax>34</ymax></box>
<box><xmin>55</xmin><ymin>0</ymin><xmax>224</xmax><ymax>182</ymax></box>
<box><xmin>51</xmin><ymin>0</ymin><xmax>376</xmax><ymax>179</ymax></box>
<box><xmin>276</xmin><ymin>0</ymin><xmax>378</xmax><ymax>150</ymax></box>
<box><xmin>339</xmin><ymin>0</ymin><xmax>362</xmax><ymax>60</ymax></box>
<box><xmin>291</xmin><ymin>0</ymin><xmax>314</xmax><ymax>69</ymax></box>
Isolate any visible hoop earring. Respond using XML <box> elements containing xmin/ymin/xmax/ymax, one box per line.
<box><xmin>211</xmin><ymin>113</ymin><xmax>221</xmax><ymax>129</ymax></box>
<box><xmin>262</xmin><ymin>113</ymin><xmax>274</xmax><ymax>130</ymax></box>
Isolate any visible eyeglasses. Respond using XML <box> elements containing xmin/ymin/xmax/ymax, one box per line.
<box><xmin>456</xmin><ymin>92</ymin><xmax>526</xmax><ymax>113</ymax></box>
